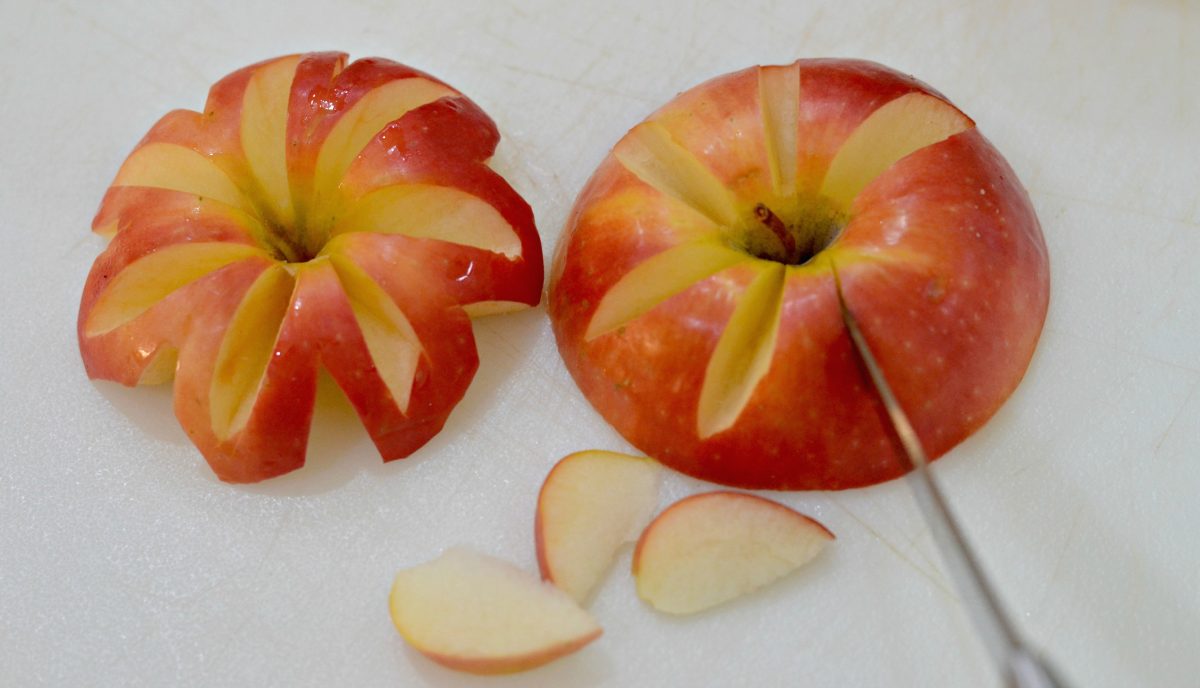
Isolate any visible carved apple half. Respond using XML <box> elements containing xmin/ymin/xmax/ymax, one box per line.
<box><xmin>78</xmin><ymin>53</ymin><xmax>543</xmax><ymax>482</ymax></box>
<box><xmin>549</xmin><ymin>59</ymin><xmax>1048</xmax><ymax>490</ymax></box>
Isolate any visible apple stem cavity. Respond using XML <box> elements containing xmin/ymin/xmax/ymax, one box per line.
<box><xmin>749</xmin><ymin>198</ymin><xmax>845</xmax><ymax>267</ymax></box>
<box><xmin>753</xmin><ymin>203</ymin><xmax>796</xmax><ymax>263</ymax></box>
<box><xmin>263</xmin><ymin>224</ymin><xmax>306</xmax><ymax>263</ymax></box>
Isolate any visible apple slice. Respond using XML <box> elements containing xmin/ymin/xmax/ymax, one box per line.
<box><xmin>388</xmin><ymin>547</ymin><xmax>602</xmax><ymax>675</ymax></box>
<box><xmin>632</xmin><ymin>491</ymin><xmax>834</xmax><ymax>615</ymax></box>
<box><xmin>535</xmin><ymin>450</ymin><xmax>661</xmax><ymax>603</ymax></box>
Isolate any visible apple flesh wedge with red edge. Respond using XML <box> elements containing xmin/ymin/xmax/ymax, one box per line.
<box><xmin>78</xmin><ymin>52</ymin><xmax>543</xmax><ymax>482</ymax></box>
<box><xmin>388</xmin><ymin>547</ymin><xmax>602</xmax><ymax>675</ymax></box>
<box><xmin>549</xmin><ymin>59</ymin><xmax>1049</xmax><ymax>490</ymax></box>
<box><xmin>632</xmin><ymin>491</ymin><xmax>834</xmax><ymax>615</ymax></box>
<box><xmin>535</xmin><ymin>450</ymin><xmax>661</xmax><ymax>603</ymax></box>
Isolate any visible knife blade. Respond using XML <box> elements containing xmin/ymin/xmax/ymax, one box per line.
<box><xmin>831</xmin><ymin>268</ymin><xmax>1067</xmax><ymax>688</ymax></box>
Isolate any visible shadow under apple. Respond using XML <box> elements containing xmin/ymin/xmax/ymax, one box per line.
<box><xmin>89</xmin><ymin>304</ymin><xmax>545</xmax><ymax>496</ymax></box>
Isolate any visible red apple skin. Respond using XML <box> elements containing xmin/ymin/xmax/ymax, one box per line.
<box><xmin>79</xmin><ymin>53</ymin><xmax>542</xmax><ymax>482</ymax></box>
<box><xmin>549</xmin><ymin>59</ymin><xmax>1049</xmax><ymax>490</ymax></box>
<box><xmin>412</xmin><ymin>633</ymin><xmax>602</xmax><ymax>676</ymax></box>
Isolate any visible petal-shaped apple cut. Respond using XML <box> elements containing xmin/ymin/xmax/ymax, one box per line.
<box><xmin>329</xmin><ymin>255</ymin><xmax>422</xmax><ymax>413</ymax></box>
<box><xmin>209</xmin><ymin>264</ymin><xmax>294</xmax><ymax>439</ymax></box>
<box><xmin>389</xmin><ymin>547</ymin><xmax>602</xmax><ymax>675</ymax></box>
<box><xmin>614</xmin><ymin>121</ymin><xmax>740</xmax><ymax>228</ymax></box>
<box><xmin>241</xmin><ymin>55</ymin><xmax>301</xmax><ymax>228</ymax></box>
<box><xmin>114</xmin><ymin>143</ymin><xmax>250</xmax><ymax>213</ymax></box>
<box><xmin>697</xmin><ymin>263</ymin><xmax>785</xmax><ymax>438</ymax></box>
<box><xmin>585</xmin><ymin>241</ymin><xmax>749</xmax><ymax>340</ymax></box>
<box><xmin>84</xmin><ymin>242</ymin><xmax>265</xmax><ymax>337</ymax></box>
<box><xmin>312</xmin><ymin>78</ymin><xmax>456</xmax><ymax>207</ymax></box>
<box><xmin>820</xmin><ymin>92</ymin><xmax>973</xmax><ymax>210</ymax></box>
<box><xmin>758</xmin><ymin>65</ymin><xmax>800</xmax><ymax>196</ymax></box>
<box><xmin>536</xmin><ymin>451</ymin><xmax>661</xmax><ymax>603</ymax></box>
<box><xmin>332</xmin><ymin>184</ymin><xmax>521</xmax><ymax>258</ymax></box>
<box><xmin>633</xmin><ymin>492</ymin><xmax>834</xmax><ymax>615</ymax></box>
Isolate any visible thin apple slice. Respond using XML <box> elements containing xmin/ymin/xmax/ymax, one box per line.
<box><xmin>696</xmin><ymin>263</ymin><xmax>786</xmax><ymax>438</ymax></box>
<box><xmin>331</xmin><ymin>184</ymin><xmax>521</xmax><ymax>258</ymax></box>
<box><xmin>633</xmin><ymin>491</ymin><xmax>834</xmax><ymax>615</ymax></box>
<box><xmin>536</xmin><ymin>451</ymin><xmax>661</xmax><ymax>604</ymax></box>
<box><xmin>585</xmin><ymin>240</ymin><xmax>749</xmax><ymax>340</ymax></box>
<box><xmin>113</xmin><ymin>142</ymin><xmax>251</xmax><ymax>213</ymax></box>
<box><xmin>820</xmin><ymin>92</ymin><xmax>972</xmax><ymax>209</ymax></box>
<box><xmin>241</xmin><ymin>55</ymin><xmax>301</xmax><ymax>228</ymax></box>
<box><xmin>83</xmin><ymin>242</ymin><xmax>264</xmax><ymax>336</ymax></box>
<box><xmin>614</xmin><ymin>121</ymin><xmax>741</xmax><ymax>227</ymax></box>
<box><xmin>209</xmin><ymin>264</ymin><xmax>294</xmax><ymax>439</ymax></box>
<box><xmin>758</xmin><ymin>64</ymin><xmax>800</xmax><ymax>196</ymax></box>
<box><xmin>389</xmin><ymin>547</ymin><xmax>602</xmax><ymax>675</ymax></box>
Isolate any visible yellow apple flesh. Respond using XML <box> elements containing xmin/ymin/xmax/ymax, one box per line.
<box><xmin>388</xmin><ymin>547</ymin><xmax>602</xmax><ymax>675</ymax></box>
<box><xmin>535</xmin><ymin>451</ymin><xmax>661</xmax><ymax>603</ymax></box>
<box><xmin>632</xmin><ymin>491</ymin><xmax>834</xmax><ymax>614</ymax></box>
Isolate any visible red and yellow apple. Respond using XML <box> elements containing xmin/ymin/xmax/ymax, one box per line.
<box><xmin>388</xmin><ymin>547</ymin><xmax>601</xmax><ymax>674</ymax></box>
<box><xmin>549</xmin><ymin>59</ymin><xmax>1049</xmax><ymax>490</ymax></box>
<box><xmin>535</xmin><ymin>450</ymin><xmax>661</xmax><ymax>603</ymax></box>
<box><xmin>632</xmin><ymin>491</ymin><xmax>833</xmax><ymax>614</ymax></box>
<box><xmin>78</xmin><ymin>53</ymin><xmax>542</xmax><ymax>482</ymax></box>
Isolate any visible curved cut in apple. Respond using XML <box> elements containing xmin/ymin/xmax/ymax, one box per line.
<box><xmin>389</xmin><ymin>548</ymin><xmax>602</xmax><ymax>675</ymax></box>
<box><xmin>535</xmin><ymin>451</ymin><xmax>661</xmax><ymax>603</ymax></box>
<box><xmin>78</xmin><ymin>53</ymin><xmax>544</xmax><ymax>482</ymax></box>
<box><xmin>550</xmin><ymin>59</ymin><xmax>1050</xmax><ymax>490</ymax></box>
<box><xmin>632</xmin><ymin>492</ymin><xmax>833</xmax><ymax>615</ymax></box>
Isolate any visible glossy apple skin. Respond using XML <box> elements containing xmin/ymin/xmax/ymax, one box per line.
<box><xmin>79</xmin><ymin>53</ymin><xmax>542</xmax><ymax>482</ymax></box>
<box><xmin>549</xmin><ymin>60</ymin><xmax>1049</xmax><ymax>490</ymax></box>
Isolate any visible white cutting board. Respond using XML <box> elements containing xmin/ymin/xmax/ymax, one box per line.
<box><xmin>2</xmin><ymin>1</ymin><xmax>1196</xmax><ymax>686</ymax></box>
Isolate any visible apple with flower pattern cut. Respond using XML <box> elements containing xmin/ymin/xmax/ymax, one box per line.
<box><xmin>78</xmin><ymin>53</ymin><xmax>543</xmax><ymax>482</ymax></box>
<box><xmin>549</xmin><ymin>59</ymin><xmax>1049</xmax><ymax>490</ymax></box>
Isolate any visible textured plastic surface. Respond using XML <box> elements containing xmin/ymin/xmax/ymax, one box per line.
<box><xmin>1</xmin><ymin>2</ymin><xmax>1197</xmax><ymax>687</ymax></box>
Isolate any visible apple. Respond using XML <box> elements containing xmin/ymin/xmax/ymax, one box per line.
<box><xmin>632</xmin><ymin>491</ymin><xmax>833</xmax><ymax>614</ymax></box>
<box><xmin>388</xmin><ymin>547</ymin><xmax>602</xmax><ymax>674</ymax></box>
<box><xmin>535</xmin><ymin>450</ymin><xmax>661</xmax><ymax>603</ymax></box>
<box><xmin>78</xmin><ymin>53</ymin><xmax>543</xmax><ymax>482</ymax></box>
<box><xmin>549</xmin><ymin>59</ymin><xmax>1049</xmax><ymax>490</ymax></box>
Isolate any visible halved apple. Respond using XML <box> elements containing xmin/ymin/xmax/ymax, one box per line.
<box><xmin>632</xmin><ymin>491</ymin><xmax>834</xmax><ymax>615</ymax></box>
<box><xmin>535</xmin><ymin>450</ymin><xmax>661</xmax><ymax>603</ymax></box>
<box><xmin>79</xmin><ymin>53</ymin><xmax>543</xmax><ymax>482</ymax></box>
<box><xmin>388</xmin><ymin>547</ymin><xmax>602</xmax><ymax>675</ymax></box>
<box><xmin>549</xmin><ymin>59</ymin><xmax>1049</xmax><ymax>490</ymax></box>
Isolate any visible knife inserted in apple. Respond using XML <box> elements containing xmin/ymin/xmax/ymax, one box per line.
<box><xmin>832</xmin><ymin>266</ymin><xmax>1068</xmax><ymax>688</ymax></box>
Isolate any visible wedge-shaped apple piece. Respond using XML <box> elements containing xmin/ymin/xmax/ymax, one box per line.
<box><xmin>389</xmin><ymin>547</ymin><xmax>601</xmax><ymax>675</ymax></box>
<box><xmin>536</xmin><ymin>451</ymin><xmax>661</xmax><ymax>603</ymax></box>
<box><xmin>633</xmin><ymin>491</ymin><xmax>833</xmax><ymax>615</ymax></box>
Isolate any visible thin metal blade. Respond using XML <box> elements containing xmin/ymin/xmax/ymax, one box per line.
<box><xmin>831</xmin><ymin>269</ymin><xmax>1023</xmax><ymax>674</ymax></box>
